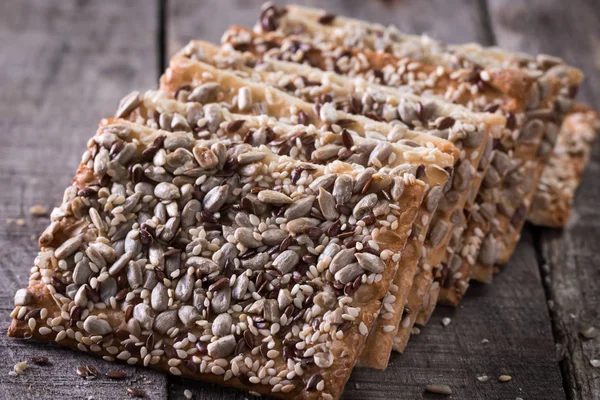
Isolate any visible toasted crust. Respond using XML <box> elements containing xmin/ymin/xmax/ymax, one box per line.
<box><xmin>528</xmin><ymin>106</ymin><xmax>599</xmax><ymax>227</ymax></box>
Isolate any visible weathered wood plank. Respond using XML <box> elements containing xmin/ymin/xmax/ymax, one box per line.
<box><xmin>488</xmin><ymin>1</ymin><xmax>600</xmax><ymax>398</ymax></box>
<box><xmin>166</xmin><ymin>0</ymin><xmax>493</xmax><ymax>56</ymax></box>
<box><xmin>0</xmin><ymin>1</ymin><xmax>166</xmax><ymax>399</ymax></box>
<box><xmin>166</xmin><ymin>1</ymin><xmax>565</xmax><ymax>398</ymax></box>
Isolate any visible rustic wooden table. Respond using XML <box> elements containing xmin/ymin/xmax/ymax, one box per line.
<box><xmin>1</xmin><ymin>1</ymin><xmax>598</xmax><ymax>399</ymax></box>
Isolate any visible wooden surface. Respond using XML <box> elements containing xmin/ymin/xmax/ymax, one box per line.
<box><xmin>487</xmin><ymin>1</ymin><xmax>600</xmax><ymax>399</ymax></box>
<box><xmin>0</xmin><ymin>0</ymin><xmax>598</xmax><ymax>399</ymax></box>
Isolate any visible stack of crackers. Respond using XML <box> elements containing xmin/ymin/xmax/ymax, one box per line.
<box><xmin>9</xmin><ymin>4</ymin><xmax>599</xmax><ymax>399</ymax></box>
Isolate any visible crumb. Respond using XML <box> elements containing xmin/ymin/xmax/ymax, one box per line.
<box><xmin>476</xmin><ymin>374</ymin><xmax>489</xmax><ymax>382</ymax></box>
<box><xmin>29</xmin><ymin>205</ymin><xmax>49</xmax><ymax>217</ymax></box>
<box><xmin>441</xmin><ymin>317</ymin><xmax>451</xmax><ymax>327</ymax></box>
<box><xmin>184</xmin><ymin>389</ymin><xmax>193</xmax><ymax>399</ymax></box>
<box><xmin>13</xmin><ymin>361</ymin><xmax>28</xmax><ymax>375</ymax></box>
<box><xmin>15</xmin><ymin>218</ymin><xmax>25</xmax><ymax>226</ymax></box>
<box><xmin>481</xmin><ymin>338</ymin><xmax>489</xmax><ymax>344</ymax></box>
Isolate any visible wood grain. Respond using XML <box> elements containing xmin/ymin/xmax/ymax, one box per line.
<box><xmin>488</xmin><ymin>1</ymin><xmax>600</xmax><ymax>398</ymax></box>
<box><xmin>0</xmin><ymin>1</ymin><xmax>166</xmax><ymax>399</ymax></box>
<box><xmin>166</xmin><ymin>1</ymin><xmax>566</xmax><ymax>398</ymax></box>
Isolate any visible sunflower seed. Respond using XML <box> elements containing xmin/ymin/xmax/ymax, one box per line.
<box><xmin>115</xmin><ymin>91</ymin><xmax>140</xmax><ymax>118</ymax></box>
<box><xmin>483</xmin><ymin>165</ymin><xmax>501</xmax><ymax>188</ymax></box>
<box><xmin>333</xmin><ymin>175</ymin><xmax>354</xmax><ymax>204</ymax></box>
<box><xmin>193</xmin><ymin>288</ymin><xmax>207</xmax><ymax>311</ymax></box>
<box><xmin>133</xmin><ymin>303</ymin><xmax>155</xmax><ymax>330</ymax></box>
<box><xmin>241</xmin><ymin>252</ymin><xmax>269</xmax><ymax>270</ymax></box>
<box><xmin>314</xmin><ymin>291</ymin><xmax>336</xmax><ymax>311</ymax></box>
<box><xmin>154</xmin><ymin>182</ymin><xmax>180</xmax><ymax>200</ymax></box>
<box><xmin>84</xmin><ymin>245</ymin><xmax>107</xmax><ymax>271</ymax></box>
<box><xmin>149</xmin><ymin>243</ymin><xmax>164</xmax><ymax>267</ymax></box>
<box><xmin>285</xmin><ymin>218</ymin><xmax>317</xmax><ymax>234</ymax></box>
<box><xmin>428</xmin><ymin>220</ymin><xmax>449</xmax><ymax>247</ymax></box>
<box><xmin>124</xmin><ymin>230</ymin><xmax>142</xmax><ymax>256</ymax></box>
<box><xmin>263</xmin><ymin>299</ymin><xmax>279</xmax><ymax>322</ymax></box>
<box><xmin>478</xmin><ymin>235</ymin><xmax>497</xmax><ymax>265</ymax></box>
<box><xmin>355</xmin><ymin>253</ymin><xmax>384</xmax><ymax>273</ymax></box>
<box><xmin>74</xmin><ymin>285</ymin><xmax>88</xmax><ymax>307</ymax></box>
<box><xmin>108</xmin><ymin>250</ymin><xmax>133</xmax><ymax>275</ymax></box>
<box><xmin>284</xmin><ymin>196</ymin><xmax>315</xmax><ymax>219</ymax></box>
<box><xmin>154</xmin><ymin>310</ymin><xmax>178</xmax><ymax>334</ymax></box>
<box><xmin>193</xmin><ymin>146</ymin><xmax>219</xmax><ymax>169</ymax></box>
<box><xmin>313</xmin><ymin>144</ymin><xmax>344</xmax><ymax>161</ymax></box>
<box><xmin>188</xmin><ymin>82</ymin><xmax>221</xmax><ymax>103</ymax></box>
<box><xmin>83</xmin><ymin>316</ymin><xmax>112</xmax><ymax>336</ymax></box>
<box><xmin>425</xmin><ymin>186</ymin><xmax>444</xmax><ymax>213</ymax></box>
<box><xmin>453</xmin><ymin>160</ymin><xmax>473</xmax><ymax>192</ymax></box>
<box><xmin>237</xmin><ymin>150</ymin><xmax>266</xmax><ymax>164</ymax></box>
<box><xmin>164</xmin><ymin>133</ymin><xmax>194</xmax><ymax>150</ymax></box>
<box><xmin>203</xmin><ymin>185</ymin><xmax>229</xmax><ymax>212</ymax></box>
<box><xmin>178</xmin><ymin>305</ymin><xmax>200</xmax><ymax>327</ymax></box>
<box><xmin>211</xmin><ymin>287</ymin><xmax>231</xmax><ymax>313</ymax></box>
<box><xmin>171</xmin><ymin>113</ymin><xmax>190</xmax><ymax>131</ymax></box>
<box><xmin>261</xmin><ymin>229</ymin><xmax>288</xmax><ymax>246</ymax></box>
<box><xmin>175</xmin><ymin>273</ymin><xmax>195</xmax><ymax>302</ymax></box>
<box><xmin>187</xmin><ymin>256</ymin><xmax>220</xmax><ymax>275</ymax></box>
<box><xmin>181</xmin><ymin>199</ymin><xmax>201</xmax><ymax>228</ymax></box>
<box><xmin>151</xmin><ymin>283</ymin><xmax>169</xmax><ymax>312</ymax></box>
<box><xmin>234</xmin><ymin>227</ymin><xmax>262</xmax><ymax>248</ymax></box>
<box><xmin>369</xmin><ymin>143</ymin><xmax>393</xmax><ymax>167</ymax></box>
<box><xmin>318</xmin><ymin>187</ymin><xmax>339</xmax><ymax>221</ymax></box>
<box><xmin>160</xmin><ymin>217</ymin><xmax>180</xmax><ymax>242</ymax></box>
<box><xmin>232</xmin><ymin>274</ymin><xmax>249</xmax><ymax>300</ymax></box>
<box><xmin>99</xmin><ymin>278</ymin><xmax>117</xmax><ymax>303</ymax></box>
<box><xmin>212</xmin><ymin>313</ymin><xmax>233</xmax><ymax>337</ymax></box>
<box><xmin>520</xmin><ymin>119</ymin><xmax>544</xmax><ymax>142</ymax></box>
<box><xmin>334</xmin><ymin>263</ymin><xmax>364</xmax><ymax>284</ymax></box>
<box><xmin>309</xmin><ymin>175</ymin><xmax>336</xmax><ymax>192</ymax></box>
<box><xmin>73</xmin><ymin>258</ymin><xmax>93</xmax><ymax>285</ymax></box>
<box><xmin>257</xmin><ymin>190</ymin><xmax>293</xmax><ymax>205</ymax></box>
<box><xmin>273</xmin><ymin>250</ymin><xmax>300</xmax><ymax>274</ymax></box>
<box><xmin>353</xmin><ymin>193</ymin><xmax>378</xmax><ymax>219</ymax></box>
<box><xmin>207</xmin><ymin>334</ymin><xmax>236</xmax><ymax>358</ymax></box>
<box><xmin>214</xmin><ymin>243</ymin><xmax>238</xmax><ymax>269</ymax></box>
<box><xmin>127</xmin><ymin>261</ymin><xmax>143</xmax><ymax>289</ymax></box>
<box><xmin>54</xmin><ymin>236</ymin><xmax>82</xmax><ymax>259</ymax></box>
<box><xmin>329</xmin><ymin>248</ymin><xmax>356</xmax><ymax>274</ymax></box>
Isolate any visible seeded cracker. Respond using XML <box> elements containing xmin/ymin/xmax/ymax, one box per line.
<box><xmin>242</xmin><ymin>5</ymin><xmax>582</xmax><ymax>331</ymax></box>
<box><xmin>219</xmin><ymin>25</ymin><xmax>515</xmax><ymax>351</ymax></box>
<box><xmin>528</xmin><ymin>105</ymin><xmax>599</xmax><ymax>227</ymax></box>
<box><xmin>8</xmin><ymin>116</ymin><xmax>428</xmax><ymax>400</ymax></box>
<box><xmin>158</xmin><ymin>50</ymin><xmax>471</xmax><ymax>368</ymax></box>
<box><xmin>171</xmin><ymin>40</ymin><xmax>507</xmax><ymax>368</ymax></box>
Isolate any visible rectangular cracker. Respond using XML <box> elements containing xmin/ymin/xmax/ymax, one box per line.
<box><xmin>128</xmin><ymin>64</ymin><xmax>457</xmax><ymax>371</ymax></box>
<box><xmin>170</xmin><ymin>40</ymin><xmax>507</xmax><ymax>368</ymax></box>
<box><xmin>220</xmin><ymin>26</ymin><xmax>534</xmax><ymax>351</ymax></box>
<box><xmin>528</xmin><ymin>105</ymin><xmax>599</xmax><ymax>227</ymax></box>
<box><xmin>249</xmin><ymin>5</ymin><xmax>584</xmax><ymax>303</ymax></box>
<box><xmin>8</xmin><ymin>117</ymin><xmax>426</xmax><ymax>400</ymax></box>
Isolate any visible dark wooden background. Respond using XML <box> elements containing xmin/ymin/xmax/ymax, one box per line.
<box><xmin>1</xmin><ymin>1</ymin><xmax>599</xmax><ymax>399</ymax></box>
